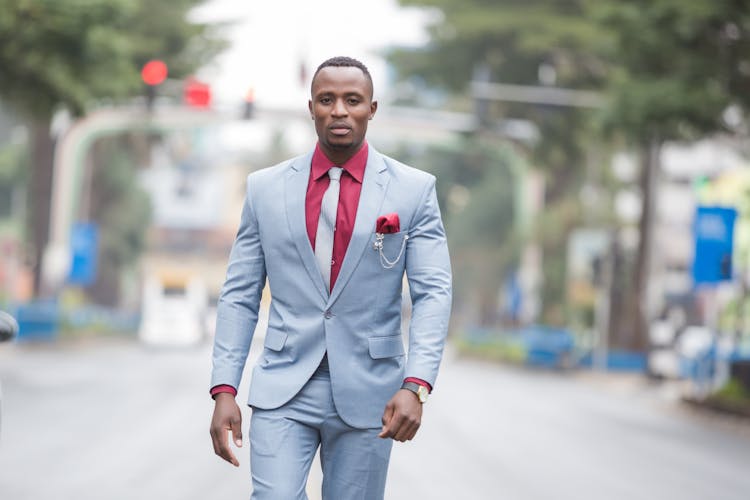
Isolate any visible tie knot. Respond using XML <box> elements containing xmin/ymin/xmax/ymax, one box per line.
<box><xmin>328</xmin><ymin>167</ymin><xmax>343</xmax><ymax>182</ymax></box>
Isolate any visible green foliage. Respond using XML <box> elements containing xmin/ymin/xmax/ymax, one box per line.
<box><xmin>0</xmin><ymin>0</ymin><xmax>224</xmax><ymax>118</ymax></box>
<box><xmin>90</xmin><ymin>137</ymin><xmax>151</xmax><ymax>270</ymax></box>
<box><xmin>0</xmin><ymin>0</ymin><xmax>135</xmax><ymax>117</ymax></box>
<box><xmin>392</xmin><ymin>0</ymin><xmax>750</xmax><ymax>334</ymax></box>
<box><xmin>86</xmin><ymin>135</ymin><xmax>152</xmax><ymax>305</ymax></box>
<box><xmin>0</xmin><ymin>141</ymin><xmax>28</xmax><ymax>229</ymax></box>
<box><xmin>0</xmin><ymin>0</ymin><xmax>225</xmax><ymax>296</ymax></box>
<box><xmin>715</xmin><ymin>378</ymin><xmax>750</xmax><ymax>401</ymax></box>
<box><xmin>0</xmin><ymin>142</ymin><xmax>28</xmax><ymax>185</ymax></box>
<box><xmin>391</xmin><ymin>0</ymin><xmax>609</xmax><ymax>324</ymax></box>
<box><xmin>394</xmin><ymin>138</ymin><xmax>521</xmax><ymax>323</ymax></box>
<box><xmin>593</xmin><ymin>0</ymin><xmax>750</xmax><ymax>142</ymax></box>
<box><xmin>706</xmin><ymin>377</ymin><xmax>750</xmax><ymax>416</ymax></box>
<box><xmin>392</xmin><ymin>0</ymin><xmax>605</xmax><ymax>91</ymax></box>
<box><xmin>454</xmin><ymin>334</ymin><xmax>527</xmax><ymax>364</ymax></box>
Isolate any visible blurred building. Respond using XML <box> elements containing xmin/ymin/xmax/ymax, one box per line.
<box><xmin>651</xmin><ymin>137</ymin><xmax>749</xmax><ymax>326</ymax></box>
<box><xmin>0</xmin><ymin>103</ymin><xmax>33</xmax><ymax>304</ymax></box>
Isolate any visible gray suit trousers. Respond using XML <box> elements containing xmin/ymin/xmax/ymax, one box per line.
<box><xmin>250</xmin><ymin>357</ymin><xmax>393</xmax><ymax>500</ymax></box>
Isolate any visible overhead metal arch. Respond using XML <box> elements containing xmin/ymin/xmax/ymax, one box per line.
<box><xmin>41</xmin><ymin>106</ymin><xmax>224</xmax><ymax>294</ymax></box>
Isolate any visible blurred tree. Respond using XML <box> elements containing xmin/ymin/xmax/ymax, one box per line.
<box><xmin>395</xmin><ymin>138</ymin><xmax>520</xmax><ymax>326</ymax></box>
<box><xmin>389</xmin><ymin>0</ymin><xmax>609</xmax><ymax>326</ymax></box>
<box><xmin>392</xmin><ymin>0</ymin><xmax>750</xmax><ymax>351</ymax></box>
<box><xmin>594</xmin><ymin>0</ymin><xmax>750</xmax><ymax>350</ymax></box>
<box><xmin>86</xmin><ymin>136</ymin><xmax>151</xmax><ymax>306</ymax></box>
<box><xmin>0</xmin><ymin>0</ymin><xmax>224</xmax><ymax>296</ymax></box>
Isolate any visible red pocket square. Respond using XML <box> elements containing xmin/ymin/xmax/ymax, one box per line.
<box><xmin>376</xmin><ymin>213</ymin><xmax>400</xmax><ymax>234</ymax></box>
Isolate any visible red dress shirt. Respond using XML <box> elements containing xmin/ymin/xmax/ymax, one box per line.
<box><xmin>305</xmin><ymin>142</ymin><xmax>367</xmax><ymax>290</ymax></box>
<box><xmin>211</xmin><ymin>142</ymin><xmax>431</xmax><ymax>398</ymax></box>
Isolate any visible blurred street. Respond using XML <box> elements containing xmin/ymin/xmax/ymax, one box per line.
<box><xmin>1</xmin><ymin>338</ymin><xmax>748</xmax><ymax>500</ymax></box>
<box><xmin>3</xmin><ymin>2</ymin><xmax>750</xmax><ymax>499</ymax></box>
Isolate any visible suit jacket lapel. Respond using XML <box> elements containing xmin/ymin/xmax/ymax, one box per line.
<box><xmin>285</xmin><ymin>152</ymin><xmax>329</xmax><ymax>301</ymax></box>
<box><xmin>328</xmin><ymin>148</ymin><xmax>389</xmax><ymax>306</ymax></box>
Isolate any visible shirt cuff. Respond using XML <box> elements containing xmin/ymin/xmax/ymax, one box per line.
<box><xmin>404</xmin><ymin>377</ymin><xmax>432</xmax><ymax>393</ymax></box>
<box><xmin>210</xmin><ymin>384</ymin><xmax>237</xmax><ymax>399</ymax></box>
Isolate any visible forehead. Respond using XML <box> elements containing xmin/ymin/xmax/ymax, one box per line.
<box><xmin>311</xmin><ymin>66</ymin><xmax>372</xmax><ymax>97</ymax></box>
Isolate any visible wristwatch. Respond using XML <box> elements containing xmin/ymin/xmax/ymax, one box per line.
<box><xmin>401</xmin><ymin>381</ymin><xmax>429</xmax><ymax>403</ymax></box>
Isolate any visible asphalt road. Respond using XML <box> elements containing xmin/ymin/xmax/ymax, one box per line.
<box><xmin>1</xmin><ymin>336</ymin><xmax>749</xmax><ymax>500</ymax></box>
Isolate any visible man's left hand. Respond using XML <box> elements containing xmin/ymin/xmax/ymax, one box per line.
<box><xmin>378</xmin><ymin>389</ymin><xmax>422</xmax><ymax>442</ymax></box>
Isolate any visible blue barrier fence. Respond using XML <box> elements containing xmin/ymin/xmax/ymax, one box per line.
<box><xmin>463</xmin><ymin>325</ymin><xmax>652</xmax><ymax>372</ymax></box>
<box><xmin>464</xmin><ymin>325</ymin><xmax>576</xmax><ymax>369</ymax></box>
<box><xmin>15</xmin><ymin>300</ymin><xmax>59</xmax><ymax>341</ymax></box>
<box><xmin>7</xmin><ymin>301</ymin><xmax>140</xmax><ymax>342</ymax></box>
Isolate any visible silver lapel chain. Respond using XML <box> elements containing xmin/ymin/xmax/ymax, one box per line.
<box><xmin>373</xmin><ymin>233</ymin><xmax>409</xmax><ymax>269</ymax></box>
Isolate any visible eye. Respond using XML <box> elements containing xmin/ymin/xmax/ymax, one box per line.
<box><xmin>347</xmin><ymin>98</ymin><xmax>361</xmax><ymax>105</ymax></box>
<box><xmin>319</xmin><ymin>97</ymin><xmax>332</xmax><ymax>104</ymax></box>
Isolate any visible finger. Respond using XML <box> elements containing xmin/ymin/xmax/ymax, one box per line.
<box><xmin>221</xmin><ymin>429</ymin><xmax>240</xmax><ymax>466</ymax></box>
<box><xmin>210</xmin><ymin>427</ymin><xmax>222</xmax><ymax>456</ymax></box>
<box><xmin>381</xmin><ymin>402</ymin><xmax>394</xmax><ymax>427</ymax></box>
<box><xmin>406</xmin><ymin>421</ymin><xmax>421</xmax><ymax>441</ymax></box>
<box><xmin>379</xmin><ymin>405</ymin><xmax>395</xmax><ymax>437</ymax></box>
<box><xmin>212</xmin><ymin>426</ymin><xmax>239</xmax><ymax>466</ymax></box>
<box><xmin>230</xmin><ymin>415</ymin><xmax>243</xmax><ymax>447</ymax></box>
<box><xmin>400</xmin><ymin>421</ymin><xmax>420</xmax><ymax>442</ymax></box>
<box><xmin>378</xmin><ymin>420</ymin><xmax>395</xmax><ymax>439</ymax></box>
<box><xmin>393</xmin><ymin>418</ymin><xmax>417</xmax><ymax>442</ymax></box>
<box><xmin>380</xmin><ymin>413</ymin><xmax>405</xmax><ymax>440</ymax></box>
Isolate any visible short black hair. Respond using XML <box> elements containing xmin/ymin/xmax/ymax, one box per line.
<box><xmin>311</xmin><ymin>56</ymin><xmax>374</xmax><ymax>98</ymax></box>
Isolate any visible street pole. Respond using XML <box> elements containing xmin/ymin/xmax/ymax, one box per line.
<box><xmin>594</xmin><ymin>234</ymin><xmax>615</xmax><ymax>371</ymax></box>
<box><xmin>470</xmin><ymin>81</ymin><xmax>604</xmax><ymax>108</ymax></box>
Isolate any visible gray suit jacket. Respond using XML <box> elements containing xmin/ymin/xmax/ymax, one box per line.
<box><xmin>210</xmin><ymin>146</ymin><xmax>452</xmax><ymax>428</ymax></box>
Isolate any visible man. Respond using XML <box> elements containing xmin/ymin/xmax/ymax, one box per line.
<box><xmin>209</xmin><ymin>56</ymin><xmax>452</xmax><ymax>500</ymax></box>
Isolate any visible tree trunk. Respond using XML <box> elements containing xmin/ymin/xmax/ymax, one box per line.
<box><xmin>28</xmin><ymin>118</ymin><xmax>55</xmax><ymax>297</ymax></box>
<box><xmin>85</xmin><ymin>139</ymin><xmax>120</xmax><ymax>307</ymax></box>
<box><xmin>629</xmin><ymin>137</ymin><xmax>661</xmax><ymax>352</ymax></box>
<box><xmin>477</xmin><ymin>287</ymin><xmax>499</xmax><ymax>327</ymax></box>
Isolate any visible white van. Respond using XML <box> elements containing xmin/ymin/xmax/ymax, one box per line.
<box><xmin>138</xmin><ymin>272</ymin><xmax>207</xmax><ymax>346</ymax></box>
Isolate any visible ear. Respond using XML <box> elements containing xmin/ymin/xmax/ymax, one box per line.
<box><xmin>308</xmin><ymin>100</ymin><xmax>314</xmax><ymax>119</ymax></box>
<box><xmin>369</xmin><ymin>100</ymin><xmax>378</xmax><ymax>120</ymax></box>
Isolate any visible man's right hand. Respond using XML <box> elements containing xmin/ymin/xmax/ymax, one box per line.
<box><xmin>210</xmin><ymin>392</ymin><xmax>243</xmax><ymax>467</ymax></box>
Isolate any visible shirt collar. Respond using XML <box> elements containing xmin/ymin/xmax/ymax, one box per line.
<box><xmin>311</xmin><ymin>141</ymin><xmax>368</xmax><ymax>183</ymax></box>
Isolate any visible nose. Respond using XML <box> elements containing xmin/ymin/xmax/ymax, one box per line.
<box><xmin>331</xmin><ymin>98</ymin><xmax>347</xmax><ymax>117</ymax></box>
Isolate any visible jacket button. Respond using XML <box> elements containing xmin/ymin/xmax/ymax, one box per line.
<box><xmin>324</xmin><ymin>310</ymin><xmax>332</xmax><ymax>319</ymax></box>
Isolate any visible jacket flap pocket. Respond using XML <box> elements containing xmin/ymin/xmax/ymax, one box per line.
<box><xmin>368</xmin><ymin>334</ymin><xmax>405</xmax><ymax>359</ymax></box>
<box><xmin>264</xmin><ymin>328</ymin><xmax>288</xmax><ymax>351</ymax></box>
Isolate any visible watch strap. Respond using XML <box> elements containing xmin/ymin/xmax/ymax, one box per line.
<box><xmin>401</xmin><ymin>381</ymin><xmax>428</xmax><ymax>403</ymax></box>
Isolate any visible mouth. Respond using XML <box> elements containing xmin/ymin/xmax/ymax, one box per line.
<box><xmin>329</xmin><ymin>123</ymin><xmax>352</xmax><ymax>136</ymax></box>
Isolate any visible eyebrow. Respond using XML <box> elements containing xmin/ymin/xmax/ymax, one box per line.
<box><xmin>315</xmin><ymin>90</ymin><xmax>367</xmax><ymax>98</ymax></box>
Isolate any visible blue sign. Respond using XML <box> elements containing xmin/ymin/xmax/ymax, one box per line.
<box><xmin>503</xmin><ymin>272</ymin><xmax>522</xmax><ymax>321</ymax></box>
<box><xmin>68</xmin><ymin>222</ymin><xmax>99</xmax><ymax>286</ymax></box>
<box><xmin>692</xmin><ymin>206</ymin><xmax>737</xmax><ymax>286</ymax></box>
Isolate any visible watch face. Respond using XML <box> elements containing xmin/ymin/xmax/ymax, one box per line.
<box><xmin>417</xmin><ymin>386</ymin><xmax>429</xmax><ymax>403</ymax></box>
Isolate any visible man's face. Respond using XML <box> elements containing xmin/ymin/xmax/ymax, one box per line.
<box><xmin>309</xmin><ymin>66</ymin><xmax>377</xmax><ymax>161</ymax></box>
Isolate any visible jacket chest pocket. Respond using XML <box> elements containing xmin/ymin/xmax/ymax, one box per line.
<box><xmin>369</xmin><ymin>231</ymin><xmax>408</xmax><ymax>271</ymax></box>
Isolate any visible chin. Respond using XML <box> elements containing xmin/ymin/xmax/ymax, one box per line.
<box><xmin>329</xmin><ymin>142</ymin><xmax>354</xmax><ymax>150</ymax></box>
<box><xmin>326</xmin><ymin>138</ymin><xmax>355</xmax><ymax>150</ymax></box>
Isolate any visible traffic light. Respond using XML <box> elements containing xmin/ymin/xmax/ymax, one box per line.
<box><xmin>184</xmin><ymin>78</ymin><xmax>211</xmax><ymax>108</ymax></box>
<box><xmin>141</xmin><ymin>60</ymin><xmax>168</xmax><ymax>111</ymax></box>
<box><xmin>243</xmin><ymin>87</ymin><xmax>255</xmax><ymax>119</ymax></box>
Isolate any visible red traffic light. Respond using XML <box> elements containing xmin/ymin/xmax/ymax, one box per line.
<box><xmin>141</xmin><ymin>60</ymin><xmax>168</xmax><ymax>86</ymax></box>
<box><xmin>184</xmin><ymin>78</ymin><xmax>211</xmax><ymax>108</ymax></box>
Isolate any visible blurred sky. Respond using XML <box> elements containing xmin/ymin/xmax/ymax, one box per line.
<box><xmin>190</xmin><ymin>0</ymin><xmax>434</xmax><ymax>107</ymax></box>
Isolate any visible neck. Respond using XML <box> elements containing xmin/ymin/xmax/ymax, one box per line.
<box><xmin>320</xmin><ymin>142</ymin><xmax>363</xmax><ymax>166</ymax></box>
